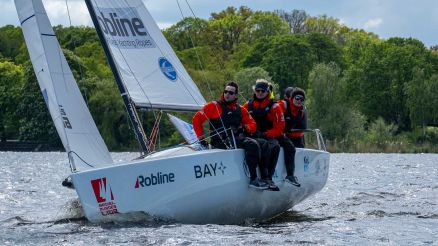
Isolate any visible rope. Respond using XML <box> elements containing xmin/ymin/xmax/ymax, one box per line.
<box><xmin>176</xmin><ymin>0</ymin><xmax>235</xmax><ymax>149</ymax></box>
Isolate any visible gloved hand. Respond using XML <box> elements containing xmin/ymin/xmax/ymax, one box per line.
<box><xmin>251</xmin><ymin>130</ymin><xmax>263</xmax><ymax>138</ymax></box>
<box><xmin>235</xmin><ymin>125</ymin><xmax>246</xmax><ymax>135</ymax></box>
<box><xmin>198</xmin><ymin>136</ymin><xmax>208</xmax><ymax>148</ymax></box>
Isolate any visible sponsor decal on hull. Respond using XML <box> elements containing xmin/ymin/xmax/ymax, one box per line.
<box><xmin>135</xmin><ymin>172</ymin><xmax>175</xmax><ymax>188</ymax></box>
<box><xmin>194</xmin><ymin>162</ymin><xmax>227</xmax><ymax>178</ymax></box>
<box><xmin>304</xmin><ymin>156</ymin><xmax>310</xmax><ymax>172</ymax></box>
<box><xmin>90</xmin><ymin>178</ymin><xmax>118</xmax><ymax>216</ymax></box>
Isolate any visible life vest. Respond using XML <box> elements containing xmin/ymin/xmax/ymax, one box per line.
<box><xmin>247</xmin><ymin>99</ymin><xmax>274</xmax><ymax>133</ymax></box>
<box><xmin>284</xmin><ymin>100</ymin><xmax>305</xmax><ymax>136</ymax></box>
<box><xmin>209</xmin><ymin>100</ymin><xmax>242</xmax><ymax>148</ymax></box>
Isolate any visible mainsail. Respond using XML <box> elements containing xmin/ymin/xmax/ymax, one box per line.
<box><xmin>85</xmin><ymin>0</ymin><xmax>206</xmax><ymax>111</ymax></box>
<box><xmin>15</xmin><ymin>0</ymin><xmax>113</xmax><ymax>170</ymax></box>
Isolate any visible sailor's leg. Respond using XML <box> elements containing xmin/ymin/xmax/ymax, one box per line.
<box><xmin>277</xmin><ymin>135</ymin><xmax>296</xmax><ymax>176</ymax></box>
<box><xmin>289</xmin><ymin>135</ymin><xmax>304</xmax><ymax>148</ymax></box>
<box><xmin>236</xmin><ymin>137</ymin><xmax>260</xmax><ymax>181</ymax></box>
<box><xmin>265</xmin><ymin>138</ymin><xmax>280</xmax><ymax>178</ymax></box>
<box><xmin>253</xmin><ymin>138</ymin><xmax>270</xmax><ymax>180</ymax></box>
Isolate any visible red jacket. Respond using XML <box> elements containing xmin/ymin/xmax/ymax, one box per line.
<box><xmin>192</xmin><ymin>96</ymin><xmax>257</xmax><ymax>138</ymax></box>
<box><xmin>243</xmin><ymin>97</ymin><xmax>285</xmax><ymax>138</ymax></box>
<box><xmin>278</xmin><ymin>99</ymin><xmax>305</xmax><ymax>137</ymax></box>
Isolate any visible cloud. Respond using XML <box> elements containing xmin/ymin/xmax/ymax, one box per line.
<box><xmin>363</xmin><ymin>18</ymin><xmax>383</xmax><ymax>29</ymax></box>
<box><xmin>156</xmin><ymin>22</ymin><xmax>175</xmax><ymax>30</ymax></box>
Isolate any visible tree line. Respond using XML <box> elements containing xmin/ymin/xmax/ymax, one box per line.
<box><xmin>1</xmin><ymin>6</ymin><xmax>438</xmax><ymax>152</ymax></box>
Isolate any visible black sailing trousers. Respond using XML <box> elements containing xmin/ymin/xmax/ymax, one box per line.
<box><xmin>212</xmin><ymin>135</ymin><xmax>261</xmax><ymax>181</ymax></box>
<box><xmin>262</xmin><ymin>135</ymin><xmax>296</xmax><ymax>178</ymax></box>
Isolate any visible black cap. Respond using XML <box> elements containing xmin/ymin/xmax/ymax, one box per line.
<box><xmin>284</xmin><ymin>87</ymin><xmax>294</xmax><ymax>98</ymax></box>
<box><xmin>291</xmin><ymin>87</ymin><xmax>305</xmax><ymax>99</ymax></box>
<box><xmin>254</xmin><ymin>80</ymin><xmax>269</xmax><ymax>91</ymax></box>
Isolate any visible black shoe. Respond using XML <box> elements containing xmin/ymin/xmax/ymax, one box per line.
<box><xmin>285</xmin><ymin>175</ymin><xmax>301</xmax><ymax>187</ymax></box>
<box><xmin>264</xmin><ymin>179</ymin><xmax>280</xmax><ymax>191</ymax></box>
<box><xmin>249</xmin><ymin>178</ymin><xmax>269</xmax><ymax>190</ymax></box>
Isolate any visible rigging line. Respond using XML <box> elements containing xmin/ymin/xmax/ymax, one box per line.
<box><xmin>182</xmin><ymin>0</ymin><xmax>214</xmax><ymax>100</ymax></box>
<box><xmin>64</xmin><ymin>0</ymin><xmax>85</xmax><ymax>83</ymax></box>
<box><xmin>123</xmin><ymin>0</ymin><xmax>205</xmax><ymax>110</ymax></box>
<box><xmin>62</xmin><ymin>0</ymin><xmax>91</xmax><ymax>169</ymax></box>
<box><xmin>89</xmin><ymin>0</ymin><xmax>151</xmax><ymax>112</ymax></box>
<box><xmin>89</xmin><ymin>0</ymin><xmax>154</xmax><ymax>131</ymax></box>
<box><xmin>177</xmin><ymin>0</ymin><xmax>234</xmax><ymax>149</ymax></box>
<box><xmin>176</xmin><ymin>0</ymin><xmax>214</xmax><ymax>100</ymax></box>
<box><xmin>109</xmin><ymin>0</ymin><xmax>155</xmax><ymax>115</ymax></box>
<box><xmin>95</xmin><ymin>0</ymin><xmax>203</xmax><ymax>125</ymax></box>
<box><xmin>88</xmin><ymin>0</ymin><xmax>149</xmax><ymax>154</ymax></box>
<box><xmin>68</xmin><ymin>151</ymin><xmax>95</xmax><ymax>168</ymax></box>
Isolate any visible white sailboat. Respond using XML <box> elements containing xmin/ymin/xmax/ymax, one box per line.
<box><xmin>15</xmin><ymin>0</ymin><xmax>330</xmax><ymax>224</ymax></box>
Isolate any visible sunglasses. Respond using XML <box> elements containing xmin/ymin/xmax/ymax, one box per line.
<box><xmin>255</xmin><ymin>89</ymin><xmax>267</xmax><ymax>93</ymax></box>
<box><xmin>294</xmin><ymin>95</ymin><xmax>304</xmax><ymax>102</ymax></box>
<box><xmin>223</xmin><ymin>90</ymin><xmax>236</xmax><ymax>95</ymax></box>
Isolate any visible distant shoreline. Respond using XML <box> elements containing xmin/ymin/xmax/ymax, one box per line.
<box><xmin>0</xmin><ymin>140</ymin><xmax>63</xmax><ymax>152</ymax></box>
<box><xmin>1</xmin><ymin>140</ymin><xmax>437</xmax><ymax>153</ymax></box>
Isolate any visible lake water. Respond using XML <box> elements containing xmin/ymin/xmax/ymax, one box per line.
<box><xmin>0</xmin><ymin>152</ymin><xmax>437</xmax><ymax>245</ymax></box>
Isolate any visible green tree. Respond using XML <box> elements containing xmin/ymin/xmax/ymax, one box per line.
<box><xmin>405</xmin><ymin>68</ymin><xmax>438</xmax><ymax>133</ymax></box>
<box><xmin>54</xmin><ymin>26</ymin><xmax>99</xmax><ymax>51</ymax></box>
<box><xmin>305</xmin><ymin>32</ymin><xmax>343</xmax><ymax>66</ymax></box>
<box><xmin>365</xmin><ymin>117</ymin><xmax>398</xmax><ymax>148</ymax></box>
<box><xmin>84</xmin><ymin>76</ymin><xmax>136</xmax><ymax>150</ymax></box>
<box><xmin>177</xmin><ymin>46</ymin><xmax>217</xmax><ymax>71</ymax></box>
<box><xmin>0</xmin><ymin>25</ymin><xmax>24</xmax><ymax>61</ymax></box>
<box><xmin>275</xmin><ymin>9</ymin><xmax>309</xmax><ymax>34</ymax></box>
<box><xmin>344</xmin><ymin>37</ymin><xmax>430</xmax><ymax>130</ymax></box>
<box><xmin>259</xmin><ymin>35</ymin><xmax>315</xmax><ymax>90</ymax></box>
<box><xmin>243</xmin><ymin>35</ymin><xmax>315</xmax><ymax>90</ymax></box>
<box><xmin>303</xmin><ymin>15</ymin><xmax>343</xmax><ymax>36</ymax></box>
<box><xmin>163</xmin><ymin>17</ymin><xmax>208</xmax><ymax>51</ymax></box>
<box><xmin>343</xmin><ymin>29</ymin><xmax>380</xmax><ymax>66</ymax></box>
<box><xmin>207</xmin><ymin>6</ymin><xmax>253</xmax><ymax>53</ymax></box>
<box><xmin>0</xmin><ymin>60</ymin><xmax>24</xmax><ymax>141</ymax></box>
<box><xmin>74</xmin><ymin>41</ymin><xmax>111</xmax><ymax>78</ymax></box>
<box><xmin>242</xmin><ymin>37</ymin><xmax>272</xmax><ymax>67</ymax></box>
<box><xmin>303</xmin><ymin>15</ymin><xmax>349</xmax><ymax>45</ymax></box>
<box><xmin>383</xmin><ymin>38</ymin><xmax>429</xmax><ymax>130</ymax></box>
<box><xmin>16</xmin><ymin>62</ymin><xmax>60</xmax><ymax>145</ymax></box>
<box><xmin>247</xmin><ymin>11</ymin><xmax>289</xmax><ymax>42</ymax></box>
<box><xmin>234</xmin><ymin>66</ymin><xmax>276</xmax><ymax>103</ymax></box>
<box><xmin>307</xmin><ymin>63</ymin><xmax>364</xmax><ymax>142</ymax></box>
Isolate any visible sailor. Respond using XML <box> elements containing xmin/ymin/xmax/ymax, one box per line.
<box><xmin>243</xmin><ymin>79</ymin><xmax>301</xmax><ymax>187</ymax></box>
<box><xmin>278</xmin><ymin>87</ymin><xmax>307</xmax><ymax>148</ymax></box>
<box><xmin>192</xmin><ymin>81</ymin><xmax>269</xmax><ymax>190</ymax></box>
<box><xmin>283</xmin><ymin>86</ymin><xmax>294</xmax><ymax>100</ymax></box>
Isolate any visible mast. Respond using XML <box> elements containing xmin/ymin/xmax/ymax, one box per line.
<box><xmin>84</xmin><ymin>0</ymin><xmax>149</xmax><ymax>154</ymax></box>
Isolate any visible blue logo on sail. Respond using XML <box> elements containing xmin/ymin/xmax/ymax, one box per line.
<box><xmin>159</xmin><ymin>57</ymin><xmax>177</xmax><ymax>81</ymax></box>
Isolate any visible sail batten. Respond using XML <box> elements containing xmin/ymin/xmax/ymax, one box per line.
<box><xmin>15</xmin><ymin>0</ymin><xmax>113</xmax><ymax>170</ymax></box>
<box><xmin>86</xmin><ymin>0</ymin><xmax>206</xmax><ymax>111</ymax></box>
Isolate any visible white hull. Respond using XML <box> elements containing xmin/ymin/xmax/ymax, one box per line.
<box><xmin>70</xmin><ymin>147</ymin><xmax>329</xmax><ymax>224</ymax></box>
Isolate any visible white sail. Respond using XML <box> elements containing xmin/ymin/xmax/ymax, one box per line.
<box><xmin>15</xmin><ymin>0</ymin><xmax>113</xmax><ymax>170</ymax></box>
<box><xmin>87</xmin><ymin>0</ymin><xmax>206</xmax><ymax>111</ymax></box>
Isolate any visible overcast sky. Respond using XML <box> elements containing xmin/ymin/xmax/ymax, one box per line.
<box><xmin>2</xmin><ymin>0</ymin><xmax>437</xmax><ymax>47</ymax></box>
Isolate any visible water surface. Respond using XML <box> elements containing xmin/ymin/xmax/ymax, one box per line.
<box><xmin>0</xmin><ymin>152</ymin><xmax>437</xmax><ymax>245</ymax></box>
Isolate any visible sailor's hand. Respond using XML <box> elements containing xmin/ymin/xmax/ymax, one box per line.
<box><xmin>236</xmin><ymin>125</ymin><xmax>245</xmax><ymax>134</ymax></box>
<box><xmin>198</xmin><ymin>136</ymin><xmax>208</xmax><ymax>148</ymax></box>
<box><xmin>252</xmin><ymin>130</ymin><xmax>263</xmax><ymax>138</ymax></box>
